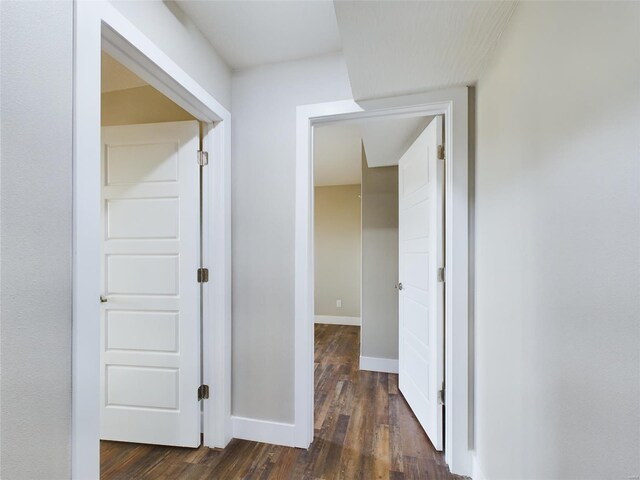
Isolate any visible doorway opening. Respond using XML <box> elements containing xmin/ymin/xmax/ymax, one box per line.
<box><xmin>311</xmin><ymin>114</ymin><xmax>446</xmax><ymax>474</ymax></box>
<box><xmin>73</xmin><ymin>6</ymin><xmax>231</xmax><ymax>477</ymax></box>
<box><xmin>99</xmin><ymin>52</ymin><xmax>204</xmax><ymax>457</ymax></box>
<box><xmin>295</xmin><ymin>91</ymin><xmax>471</xmax><ymax>476</ymax></box>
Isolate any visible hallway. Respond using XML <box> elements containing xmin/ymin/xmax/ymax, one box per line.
<box><xmin>101</xmin><ymin>325</ymin><xmax>463</xmax><ymax>479</ymax></box>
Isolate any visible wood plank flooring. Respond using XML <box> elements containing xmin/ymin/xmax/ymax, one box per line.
<box><xmin>101</xmin><ymin>324</ymin><xmax>465</xmax><ymax>479</ymax></box>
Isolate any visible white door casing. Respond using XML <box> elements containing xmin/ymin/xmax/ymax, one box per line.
<box><xmin>398</xmin><ymin>115</ymin><xmax>444</xmax><ymax>450</ymax></box>
<box><xmin>100</xmin><ymin>121</ymin><xmax>200</xmax><ymax>447</ymax></box>
<box><xmin>295</xmin><ymin>92</ymin><xmax>469</xmax><ymax>476</ymax></box>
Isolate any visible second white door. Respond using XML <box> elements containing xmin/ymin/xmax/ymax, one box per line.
<box><xmin>100</xmin><ymin>121</ymin><xmax>201</xmax><ymax>447</ymax></box>
<box><xmin>398</xmin><ymin>115</ymin><xmax>445</xmax><ymax>450</ymax></box>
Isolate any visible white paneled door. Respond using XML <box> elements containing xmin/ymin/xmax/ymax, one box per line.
<box><xmin>398</xmin><ymin>116</ymin><xmax>444</xmax><ymax>450</ymax></box>
<box><xmin>100</xmin><ymin>121</ymin><xmax>200</xmax><ymax>447</ymax></box>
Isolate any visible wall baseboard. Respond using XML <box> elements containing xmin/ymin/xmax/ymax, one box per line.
<box><xmin>231</xmin><ymin>416</ymin><xmax>297</xmax><ymax>447</ymax></box>
<box><xmin>314</xmin><ymin>315</ymin><xmax>361</xmax><ymax>326</ymax></box>
<box><xmin>359</xmin><ymin>355</ymin><xmax>399</xmax><ymax>374</ymax></box>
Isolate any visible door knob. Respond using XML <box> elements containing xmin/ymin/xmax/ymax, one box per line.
<box><xmin>396</xmin><ymin>283</ymin><xmax>403</xmax><ymax>291</ymax></box>
<box><xmin>100</xmin><ymin>295</ymin><xmax>108</xmax><ymax>303</ymax></box>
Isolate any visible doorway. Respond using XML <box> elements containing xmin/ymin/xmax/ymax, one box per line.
<box><xmin>310</xmin><ymin>113</ymin><xmax>448</xmax><ymax>472</ymax></box>
<box><xmin>100</xmin><ymin>52</ymin><xmax>203</xmax><ymax>448</ymax></box>
<box><xmin>73</xmin><ymin>6</ymin><xmax>231</xmax><ymax>477</ymax></box>
<box><xmin>294</xmin><ymin>91</ymin><xmax>471</xmax><ymax>476</ymax></box>
<box><xmin>311</xmin><ymin>112</ymin><xmax>443</xmax><ymax>446</ymax></box>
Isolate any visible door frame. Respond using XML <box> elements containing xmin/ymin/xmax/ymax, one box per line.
<box><xmin>73</xmin><ymin>3</ymin><xmax>232</xmax><ymax>478</ymax></box>
<box><xmin>294</xmin><ymin>88</ymin><xmax>471</xmax><ymax>476</ymax></box>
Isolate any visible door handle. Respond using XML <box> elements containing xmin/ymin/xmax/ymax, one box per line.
<box><xmin>396</xmin><ymin>283</ymin><xmax>403</xmax><ymax>291</ymax></box>
<box><xmin>100</xmin><ymin>295</ymin><xmax>108</xmax><ymax>303</ymax></box>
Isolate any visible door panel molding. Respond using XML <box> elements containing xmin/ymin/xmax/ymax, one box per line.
<box><xmin>100</xmin><ymin>121</ymin><xmax>200</xmax><ymax>448</ymax></box>
<box><xmin>398</xmin><ymin>115</ymin><xmax>444</xmax><ymax>450</ymax></box>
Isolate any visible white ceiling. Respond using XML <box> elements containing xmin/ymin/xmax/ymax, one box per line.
<box><xmin>333</xmin><ymin>1</ymin><xmax>517</xmax><ymax>100</ymax></box>
<box><xmin>360</xmin><ymin>116</ymin><xmax>433</xmax><ymax>168</ymax></box>
<box><xmin>173</xmin><ymin>1</ymin><xmax>517</xmax><ymax>97</ymax></box>
<box><xmin>101</xmin><ymin>52</ymin><xmax>148</xmax><ymax>93</ymax></box>
<box><xmin>176</xmin><ymin>1</ymin><xmax>342</xmax><ymax>70</ymax></box>
<box><xmin>314</xmin><ymin>123</ymin><xmax>362</xmax><ymax>187</ymax></box>
<box><xmin>314</xmin><ymin>115</ymin><xmax>434</xmax><ymax>186</ymax></box>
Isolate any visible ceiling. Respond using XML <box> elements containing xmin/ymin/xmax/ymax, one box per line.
<box><xmin>360</xmin><ymin>116</ymin><xmax>433</xmax><ymax>168</ymax></box>
<box><xmin>101</xmin><ymin>52</ymin><xmax>148</xmax><ymax>93</ymax></box>
<box><xmin>333</xmin><ymin>1</ymin><xmax>517</xmax><ymax>100</ymax></box>
<box><xmin>314</xmin><ymin>115</ymin><xmax>434</xmax><ymax>186</ymax></box>
<box><xmin>176</xmin><ymin>1</ymin><xmax>342</xmax><ymax>70</ymax></box>
<box><xmin>174</xmin><ymin>1</ymin><xmax>517</xmax><ymax>99</ymax></box>
<box><xmin>314</xmin><ymin>123</ymin><xmax>362</xmax><ymax>187</ymax></box>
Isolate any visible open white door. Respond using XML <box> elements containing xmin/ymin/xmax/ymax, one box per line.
<box><xmin>398</xmin><ymin>115</ymin><xmax>444</xmax><ymax>450</ymax></box>
<box><xmin>100</xmin><ymin>121</ymin><xmax>201</xmax><ymax>447</ymax></box>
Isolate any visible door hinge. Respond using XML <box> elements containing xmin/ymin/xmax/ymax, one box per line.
<box><xmin>437</xmin><ymin>267</ymin><xmax>445</xmax><ymax>283</ymax></box>
<box><xmin>197</xmin><ymin>384</ymin><xmax>209</xmax><ymax>401</ymax></box>
<box><xmin>197</xmin><ymin>150</ymin><xmax>209</xmax><ymax>166</ymax></box>
<box><xmin>437</xmin><ymin>144</ymin><xmax>445</xmax><ymax>160</ymax></box>
<box><xmin>439</xmin><ymin>384</ymin><xmax>445</xmax><ymax>405</ymax></box>
<box><xmin>197</xmin><ymin>267</ymin><xmax>209</xmax><ymax>283</ymax></box>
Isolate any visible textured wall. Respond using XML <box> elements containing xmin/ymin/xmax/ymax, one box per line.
<box><xmin>231</xmin><ymin>53</ymin><xmax>352</xmax><ymax>422</ymax></box>
<box><xmin>314</xmin><ymin>184</ymin><xmax>361</xmax><ymax>318</ymax></box>
<box><xmin>360</xmin><ymin>152</ymin><xmax>399</xmax><ymax>360</ymax></box>
<box><xmin>0</xmin><ymin>1</ymin><xmax>73</xmax><ymax>478</ymax></box>
<box><xmin>474</xmin><ymin>2</ymin><xmax>640</xmax><ymax>478</ymax></box>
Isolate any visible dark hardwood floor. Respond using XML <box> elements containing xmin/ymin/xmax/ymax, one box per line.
<box><xmin>101</xmin><ymin>324</ymin><xmax>464</xmax><ymax>479</ymax></box>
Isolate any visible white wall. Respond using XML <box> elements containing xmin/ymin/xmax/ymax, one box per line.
<box><xmin>231</xmin><ymin>53</ymin><xmax>352</xmax><ymax>423</ymax></box>
<box><xmin>110</xmin><ymin>0</ymin><xmax>231</xmax><ymax>110</ymax></box>
<box><xmin>360</xmin><ymin>152</ymin><xmax>399</xmax><ymax>360</ymax></box>
<box><xmin>0</xmin><ymin>2</ymin><xmax>73</xmax><ymax>478</ymax></box>
<box><xmin>474</xmin><ymin>2</ymin><xmax>640</xmax><ymax>479</ymax></box>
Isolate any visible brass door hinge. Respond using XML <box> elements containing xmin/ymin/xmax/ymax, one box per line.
<box><xmin>197</xmin><ymin>267</ymin><xmax>209</xmax><ymax>283</ymax></box>
<box><xmin>437</xmin><ymin>145</ymin><xmax>445</xmax><ymax>160</ymax></box>
<box><xmin>197</xmin><ymin>384</ymin><xmax>209</xmax><ymax>401</ymax></box>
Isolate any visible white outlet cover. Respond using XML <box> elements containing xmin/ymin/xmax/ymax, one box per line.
<box><xmin>336</xmin><ymin>299</ymin><xmax>342</xmax><ymax>308</ymax></box>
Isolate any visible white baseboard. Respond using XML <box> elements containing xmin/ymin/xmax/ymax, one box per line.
<box><xmin>231</xmin><ymin>416</ymin><xmax>297</xmax><ymax>447</ymax></box>
<box><xmin>359</xmin><ymin>355</ymin><xmax>398</xmax><ymax>374</ymax></box>
<box><xmin>314</xmin><ymin>315</ymin><xmax>361</xmax><ymax>326</ymax></box>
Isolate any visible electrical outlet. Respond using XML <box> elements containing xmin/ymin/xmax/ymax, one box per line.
<box><xmin>336</xmin><ymin>299</ymin><xmax>342</xmax><ymax>308</ymax></box>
